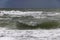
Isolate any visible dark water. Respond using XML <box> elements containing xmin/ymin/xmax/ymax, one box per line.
<box><xmin>0</xmin><ymin>11</ymin><xmax>60</xmax><ymax>29</ymax></box>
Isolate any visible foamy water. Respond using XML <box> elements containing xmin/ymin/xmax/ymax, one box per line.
<box><xmin>0</xmin><ymin>11</ymin><xmax>60</xmax><ymax>40</ymax></box>
<box><xmin>0</xmin><ymin>27</ymin><xmax>60</xmax><ymax>40</ymax></box>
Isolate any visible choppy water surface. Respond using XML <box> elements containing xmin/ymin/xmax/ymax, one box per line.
<box><xmin>0</xmin><ymin>27</ymin><xmax>60</xmax><ymax>40</ymax></box>
<box><xmin>0</xmin><ymin>11</ymin><xmax>60</xmax><ymax>40</ymax></box>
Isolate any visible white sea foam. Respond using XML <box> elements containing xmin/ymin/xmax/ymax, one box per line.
<box><xmin>0</xmin><ymin>11</ymin><xmax>60</xmax><ymax>40</ymax></box>
<box><xmin>0</xmin><ymin>27</ymin><xmax>60</xmax><ymax>40</ymax></box>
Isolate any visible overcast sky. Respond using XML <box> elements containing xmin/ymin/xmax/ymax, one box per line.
<box><xmin>0</xmin><ymin>0</ymin><xmax>60</xmax><ymax>8</ymax></box>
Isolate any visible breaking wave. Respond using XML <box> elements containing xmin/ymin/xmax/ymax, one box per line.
<box><xmin>0</xmin><ymin>10</ymin><xmax>60</xmax><ymax>40</ymax></box>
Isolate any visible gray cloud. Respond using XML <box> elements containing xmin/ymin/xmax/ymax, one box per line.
<box><xmin>0</xmin><ymin>0</ymin><xmax>60</xmax><ymax>8</ymax></box>
<box><xmin>0</xmin><ymin>0</ymin><xmax>9</xmax><ymax>7</ymax></box>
